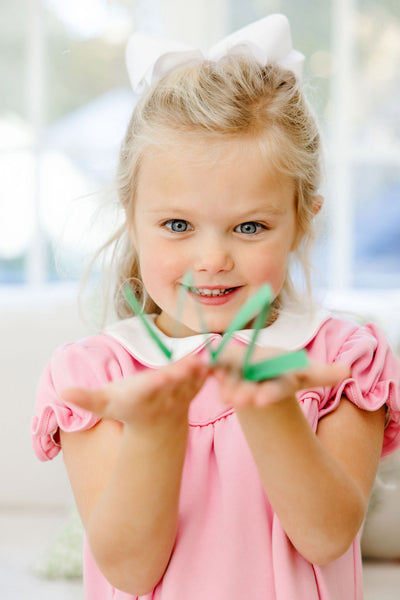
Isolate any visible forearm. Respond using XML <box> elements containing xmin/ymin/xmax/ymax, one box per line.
<box><xmin>87</xmin><ymin>419</ymin><xmax>188</xmax><ymax>594</ymax></box>
<box><xmin>236</xmin><ymin>397</ymin><xmax>366</xmax><ymax>565</ymax></box>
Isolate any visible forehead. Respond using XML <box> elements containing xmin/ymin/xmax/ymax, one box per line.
<box><xmin>136</xmin><ymin>135</ymin><xmax>295</xmax><ymax>209</ymax></box>
<box><xmin>139</xmin><ymin>133</ymin><xmax>277</xmax><ymax>171</ymax></box>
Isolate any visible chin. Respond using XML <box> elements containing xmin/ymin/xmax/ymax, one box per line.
<box><xmin>198</xmin><ymin>319</ymin><xmax>228</xmax><ymax>335</ymax></box>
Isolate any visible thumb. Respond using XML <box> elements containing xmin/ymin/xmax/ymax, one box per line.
<box><xmin>61</xmin><ymin>387</ymin><xmax>109</xmax><ymax>417</ymax></box>
<box><xmin>294</xmin><ymin>361</ymin><xmax>350</xmax><ymax>391</ymax></box>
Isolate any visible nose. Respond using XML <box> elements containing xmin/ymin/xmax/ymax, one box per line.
<box><xmin>193</xmin><ymin>236</ymin><xmax>234</xmax><ymax>275</ymax></box>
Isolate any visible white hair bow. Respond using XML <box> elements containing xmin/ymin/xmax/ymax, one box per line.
<box><xmin>126</xmin><ymin>14</ymin><xmax>305</xmax><ymax>95</ymax></box>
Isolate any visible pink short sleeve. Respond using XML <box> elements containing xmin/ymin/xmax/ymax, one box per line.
<box><xmin>315</xmin><ymin>322</ymin><xmax>400</xmax><ymax>457</ymax></box>
<box><xmin>31</xmin><ymin>335</ymin><xmax>137</xmax><ymax>461</ymax></box>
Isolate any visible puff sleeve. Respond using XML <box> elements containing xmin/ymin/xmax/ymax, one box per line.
<box><xmin>312</xmin><ymin>321</ymin><xmax>400</xmax><ymax>457</ymax></box>
<box><xmin>31</xmin><ymin>335</ymin><xmax>136</xmax><ymax>461</ymax></box>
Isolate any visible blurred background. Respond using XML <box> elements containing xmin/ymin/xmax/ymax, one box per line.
<box><xmin>1</xmin><ymin>0</ymin><xmax>400</xmax><ymax>290</ymax></box>
<box><xmin>0</xmin><ymin>0</ymin><xmax>400</xmax><ymax>598</ymax></box>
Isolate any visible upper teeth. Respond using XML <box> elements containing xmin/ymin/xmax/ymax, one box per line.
<box><xmin>190</xmin><ymin>287</ymin><xmax>233</xmax><ymax>297</ymax></box>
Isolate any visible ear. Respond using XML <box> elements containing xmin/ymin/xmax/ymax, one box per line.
<box><xmin>312</xmin><ymin>194</ymin><xmax>324</xmax><ymax>216</ymax></box>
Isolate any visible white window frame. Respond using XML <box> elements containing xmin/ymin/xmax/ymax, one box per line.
<box><xmin>328</xmin><ymin>0</ymin><xmax>356</xmax><ymax>290</ymax></box>
<box><xmin>25</xmin><ymin>0</ymin><xmax>47</xmax><ymax>287</ymax></box>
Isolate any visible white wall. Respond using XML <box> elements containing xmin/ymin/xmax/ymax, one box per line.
<box><xmin>0</xmin><ymin>286</ymin><xmax>91</xmax><ymax>509</ymax></box>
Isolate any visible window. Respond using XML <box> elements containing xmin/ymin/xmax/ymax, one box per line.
<box><xmin>1</xmin><ymin>0</ymin><xmax>399</xmax><ymax>291</ymax></box>
<box><xmin>0</xmin><ymin>0</ymin><xmax>136</xmax><ymax>285</ymax></box>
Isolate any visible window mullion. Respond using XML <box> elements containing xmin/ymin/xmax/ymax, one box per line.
<box><xmin>328</xmin><ymin>0</ymin><xmax>357</xmax><ymax>291</ymax></box>
<box><xmin>25</xmin><ymin>0</ymin><xmax>47</xmax><ymax>286</ymax></box>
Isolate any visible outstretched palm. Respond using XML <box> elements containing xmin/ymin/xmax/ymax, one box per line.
<box><xmin>214</xmin><ymin>346</ymin><xmax>350</xmax><ymax>409</ymax></box>
<box><xmin>61</xmin><ymin>354</ymin><xmax>210</xmax><ymax>428</ymax></box>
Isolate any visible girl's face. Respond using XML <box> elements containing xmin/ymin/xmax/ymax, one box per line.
<box><xmin>131</xmin><ymin>138</ymin><xmax>299</xmax><ymax>336</ymax></box>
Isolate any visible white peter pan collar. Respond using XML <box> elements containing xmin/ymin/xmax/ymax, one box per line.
<box><xmin>104</xmin><ymin>300</ymin><xmax>331</xmax><ymax>368</ymax></box>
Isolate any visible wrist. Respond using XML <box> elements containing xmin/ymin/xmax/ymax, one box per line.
<box><xmin>235</xmin><ymin>393</ymin><xmax>305</xmax><ymax>440</ymax></box>
<box><xmin>123</xmin><ymin>414</ymin><xmax>189</xmax><ymax>448</ymax></box>
<box><xmin>235</xmin><ymin>392</ymin><xmax>298</xmax><ymax>416</ymax></box>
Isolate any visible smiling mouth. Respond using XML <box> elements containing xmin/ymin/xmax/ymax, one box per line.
<box><xmin>189</xmin><ymin>286</ymin><xmax>238</xmax><ymax>297</ymax></box>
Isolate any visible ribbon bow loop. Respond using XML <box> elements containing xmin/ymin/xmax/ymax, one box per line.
<box><xmin>126</xmin><ymin>14</ymin><xmax>304</xmax><ymax>95</ymax></box>
<box><xmin>126</xmin><ymin>33</ymin><xmax>203</xmax><ymax>94</ymax></box>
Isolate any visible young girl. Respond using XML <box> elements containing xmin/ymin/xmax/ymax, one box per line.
<box><xmin>32</xmin><ymin>14</ymin><xmax>400</xmax><ymax>600</ymax></box>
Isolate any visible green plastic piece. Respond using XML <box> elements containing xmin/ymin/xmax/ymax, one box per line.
<box><xmin>180</xmin><ymin>271</ymin><xmax>216</xmax><ymax>362</ymax></box>
<box><xmin>122</xmin><ymin>275</ymin><xmax>310</xmax><ymax>382</ymax></box>
<box><xmin>170</xmin><ymin>271</ymin><xmax>194</xmax><ymax>340</ymax></box>
<box><xmin>123</xmin><ymin>285</ymin><xmax>172</xmax><ymax>359</ymax></box>
<box><xmin>242</xmin><ymin>291</ymin><xmax>271</xmax><ymax>370</ymax></box>
<box><xmin>243</xmin><ymin>349</ymin><xmax>309</xmax><ymax>381</ymax></box>
<box><xmin>210</xmin><ymin>285</ymin><xmax>272</xmax><ymax>363</ymax></box>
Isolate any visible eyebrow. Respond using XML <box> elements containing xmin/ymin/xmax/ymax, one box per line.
<box><xmin>237</xmin><ymin>205</ymin><xmax>286</xmax><ymax>218</ymax></box>
<box><xmin>145</xmin><ymin>203</ymin><xmax>287</xmax><ymax>218</ymax></box>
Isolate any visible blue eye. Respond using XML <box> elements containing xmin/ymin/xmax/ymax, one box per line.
<box><xmin>235</xmin><ymin>222</ymin><xmax>264</xmax><ymax>235</ymax></box>
<box><xmin>165</xmin><ymin>219</ymin><xmax>191</xmax><ymax>233</ymax></box>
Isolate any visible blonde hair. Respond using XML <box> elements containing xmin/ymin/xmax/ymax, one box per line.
<box><xmin>100</xmin><ymin>54</ymin><xmax>322</xmax><ymax>321</ymax></box>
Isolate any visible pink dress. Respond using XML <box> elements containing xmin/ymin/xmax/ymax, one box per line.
<box><xmin>32</xmin><ymin>303</ymin><xmax>400</xmax><ymax>600</ymax></box>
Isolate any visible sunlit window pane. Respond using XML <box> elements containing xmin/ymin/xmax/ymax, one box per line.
<box><xmin>0</xmin><ymin>0</ymin><xmax>136</xmax><ymax>284</ymax></box>
<box><xmin>353</xmin><ymin>165</ymin><xmax>400</xmax><ymax>288</ymax></box>
<box><xmin>354</xmin><ymin>2</ymin><xmax>400</xmax><ymax>150</ymax></box>
<box><xmin>0</xmin><ymin>151</ymin><xmax>35</xmax><ymax>258</ymax></box>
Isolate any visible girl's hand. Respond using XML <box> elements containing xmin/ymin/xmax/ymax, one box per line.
<box><xmin>213</xmin><ymin>347</ymin><xmax>350</xmax><ymax>409</ymax></box>
<box><xmin>61</xmin><ymin>354</ymin><xmax>210</xmax><ymax>429</ymax></box>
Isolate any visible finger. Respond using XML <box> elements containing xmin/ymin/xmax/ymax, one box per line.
<box><xmin>293</xmin><ymin>361</ymin><xmax>350</xmax><ymax>391</ymax></box>
<box><xmin>213</xmin><ymin>360</ymin><xmax>242</xmax><ymax>382</ymax></box>
<box><xmin>61</xmin><ymin>387</ymin><xmax>110</xmax><ymax>417</ymax></box>
<box><xmin>252</xmin><ymin>378</ymin><xmax>291</xmax><ymax>406</ymax></box>
<box><xmin>213</xmin><ymin>368</ymin><xmax>229</xmax><ymax>384</ymax></box>
<box><xmin>218</xmin><ymin>370</ymin><xmax>248</xmax><ymax>406</ymax></box>
<box><xmin>160</xmin><ymin>354</ymin><xmax>210</xmax><ymax>384</ymax></box>
<box><xmin>232</xmin><ymin>380</ymin><xmax>258</xmax><ymax>408</ymax></box>
<box><xmin>135</xmin><ymin>359</ymin><xmax>203</xmax><ymax>393</ymax></box>
<box><xmin>217</xmin><ymin>372</ymin><xmax>235</xmax><ymax>405</ymax></box>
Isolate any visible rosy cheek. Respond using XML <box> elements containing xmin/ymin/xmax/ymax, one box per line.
<box><xmin>140</xmin><ymin>243</ymin><xmax>181</xmax><ymax>282</ymax></box>
<box><xmin>251</xmin><ymin>260</ymin><xmax>287</xmax><ymax>294</ymax></box>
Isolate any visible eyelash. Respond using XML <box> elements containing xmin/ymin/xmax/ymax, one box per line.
<box><xmin>234</xmin><ymin>222</ymin><xmax>266</xmax><ymax>235</ymax></box>
<box><xmin>162</xmin><ymin>219</ymin><xmax>267</xmax><ymax>235</ymax></box>
<box><xmin>163</xmin><ymin>219</ymin><xmax>193</xmax><ymax>233</ymax></box>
